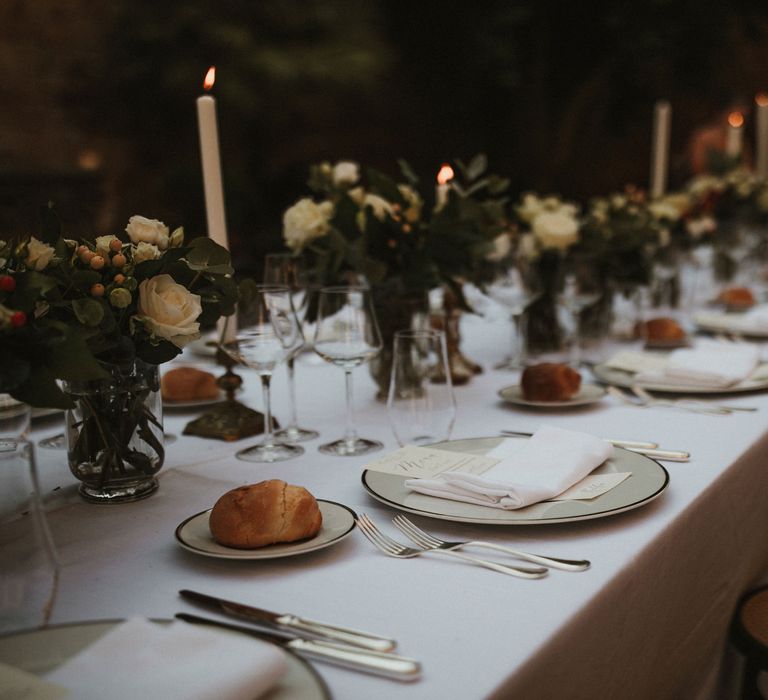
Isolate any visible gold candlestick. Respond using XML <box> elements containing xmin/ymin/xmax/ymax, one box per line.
<box><xmin>183</xmin><ymin>345</ymin><xmax>272</xmax><ymax>441</ymax></box>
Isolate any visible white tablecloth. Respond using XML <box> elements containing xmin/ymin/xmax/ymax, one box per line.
<box><xmin>4</xmin><ymin>313</ymin><xmax>768</xmax><ymax>700</ymax></box>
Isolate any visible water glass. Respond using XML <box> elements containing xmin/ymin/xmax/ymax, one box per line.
<box><xmin>387</xmin><ymin>330</ymin><xmax>456</xmax><ymax>446</ymax></box>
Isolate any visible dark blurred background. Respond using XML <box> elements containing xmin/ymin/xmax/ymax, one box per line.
<box><xmin>2</xmin><ymin>0</ymin><xmax>768</xmax><ymax>270</ymax></box>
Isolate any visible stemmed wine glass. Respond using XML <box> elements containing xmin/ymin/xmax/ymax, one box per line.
<box><xmin>263</xmin><ymin>253</ymin><xmax>319</xmax><ymax>442</ymax></box>
<box><xmin>221</xmin><ymin>283</ymin><xmax>304</xmax><ymax>463</ymax></box>
<box><xmin>313</xmin><ymin>286</ymin><xmax>383</xmax><ymax>456</ymax></box>
<box><xmin>488</xmin><ymin>257</ymin><xmax>542</xmax><ymax>370</ymax></box>
<box><xmin>559</xmin><ymin>266</ymin><xmax>601</xmax><ymax>368</ymax></box>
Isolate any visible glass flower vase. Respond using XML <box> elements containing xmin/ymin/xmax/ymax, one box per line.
<box><xmin>63</xmin><ymin>360</ymin><xmax>164</xmax><ymax>504</ymax></box>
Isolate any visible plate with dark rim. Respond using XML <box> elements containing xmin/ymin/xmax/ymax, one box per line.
<box><xmin>361</xmin><ymin>435</ymin><xmax>668</xmax><ymax>525</ymax></box>
<box><xmin>498</xmin><ymin>383</ymin><xmax>606</xmax><ymax>409</ymax></box>
<box><xmin>175</xmin><ymin>500</ymin><xmax>356</xmax><ymax>559</ymax></box>
<box><xmin>0</xmin><ymin>619</ymin><xmax>330</xmax><ymax>700</ymax></box>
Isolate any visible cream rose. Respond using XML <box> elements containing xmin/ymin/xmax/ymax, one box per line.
<box><xmin>283</xmin><ymin>198</ymin><xmax>333</xmax><ymax>252</ymax></box>
<box><xmin>532</xmin><ymin>211</ymin><xmax>579</xmax><ymax>250</ymax></box>
<box><xmin>125</xmin><ymin>215</ymin><xmax>170</xmax><ymax>247</ymax></box>
<box><xmin>516</xmin><ymin>193</ymin><xmax>544</xmax><ymax>224</ymax></box>
<box><xmin>95</xmin><ymin>235</ymin><xmax>119</xmax><ymax>257</ymax></box>
<box><xmin>133</xmin><ymin>241</ymin><xmax>160</xmax><ymax>263</ymax></box>
<box><xmin>332</xmin><ymin>161</ymin><xmax>360</xmax><ymax>186</ymax></box>
<box><xmin>484</xmin><ymin>233</ymin><xmax>512</xmax><ymax>262</ymax></box>
<box><xmin>26</xmin><ymin>237</ymin><xmax>55</xmax><ymax>271</ymax></box>
<box><xmin>362</xmin><ymin>193</ymin><xmax>394</xmax><ymax>222</ymax></box>
<box><xmin>135</xmin><ymin>274</ymin><xmax>202</xmax><ymax>348</ymax></box>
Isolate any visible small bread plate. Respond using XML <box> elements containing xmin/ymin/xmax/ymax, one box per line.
<box><xmin>175</xmin><ymin>499</ymin><xmax>357</xmax><ymax>559</ymax></box>
<box><xmin>361</xmin><ymin>436</ymin><xmax>668</xmax><ymax>525</ymax></box>
<box><xmin>498</xmin><ymin>383</ymin><xmax>606</xmax><ymax>409</ymax></box>
<box><xmin>0</xmin><ymin>620</ymin><xmax>330</xmax><ymax>700</ymax></box>
<box><xmin>592</xmin><ymin>360</ymin><xmax>768</xmax><ymax>394</ymax></box>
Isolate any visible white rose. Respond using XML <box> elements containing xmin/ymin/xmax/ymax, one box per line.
<box><xmin>517</xmin><ymin>232</ymin><xmax>539</xmax><ymax>261</ymax></box>
<box><xmin>516</xmin><ymin>193</ymin><xmax>544</xmax><ymax>224</ymax></box>
<box><xmin>532</xmin><ymin>211</ymin><xmax>579</xmax><ymax>250</ymax></box>
<box><xmin>125</xmin><ymin>215</ymin><xmax>170</xmax><ymax>246</ymax></box>
<box><xmin>282</xmin><ymin>198</ymin><xmax>333</xmax><ymax>252</ymax></box>
<box><xmin>135</xmin><ymin>274</ymin><xmax>202</xmax><ymax>348</ymax></box>
<box><xmin>133</xmin><ymin>241</ymin><xmax>160</xmax><ymax>263</ymax></box>
<box><xmin>95</xmin><ymin>235</ymin><xmax>119</xmax><ymax>256</ymax></box>
<box><xmin>648</xmin><ymin>201</ymin><xmax>681</xmax><ymax>222</ymax></box>
<box><xmin>484</xmin><ymin>233</ymin><xmax>513</xmax><ymax>262</ymax></box>
<box><xmin>332</xmin><ymin>161</ymin><xmax>360</xmax><ymax>186</ymax></box>
<box><xmin>397</xmin><ymin>184</ymin><xmax>423</xmax><ymax>223</ymax></box>
<box><xmin>686</xmin><ymin>216</ymin><xmax>717</xmax><ymax>240</ymax></box>
<box><xmin>25</xmin><ymin>237</ymin><xmax>55</xmax><ymax>271</ymax></box>
<box><xmin>362</xmin><ymin>193</ymin><xmax>394</xmax><ymax>221</ymax></box>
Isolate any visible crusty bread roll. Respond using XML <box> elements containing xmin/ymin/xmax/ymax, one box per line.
<box><xmin>635</xmin><ymin>317</ymin><xmax>686</xmax><ymax>344</ymax></box>
<box><xmin>717</xmin><ymin>286</ymin><xmax>755</xmax><ymax>308</ymax></box>
<box><xmin>520</xmin><ymin>363</ymin><xmax>581</xmax><ymax>402</ymax></box>
<box><xmin>161</xmin><ymin>367</ymin><xmax>219</xmax><ymax>402</ymax></box>
<box><xmin>209</xmin><ymin>480</ymin><xmax>323</xmax><ymax>549</ymax></box>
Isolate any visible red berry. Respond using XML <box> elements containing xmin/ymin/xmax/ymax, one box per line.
<box><xmin>0</xmin><ymin>275</ymin><xmax>15</xmax><ymax>292</ymax></box>
<box><xmin>10</xmin><ymin>311</ymin><xmax>26</xmax><ymax>328</ymax></box>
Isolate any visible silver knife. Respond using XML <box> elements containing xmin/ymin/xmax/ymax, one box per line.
<box><xmin>499</xmin><ymin>430</ymin><xmax>658</xmax><ymax>450</ymax></box>
<box><xmin>623</xmin><ymin>446</ymin><xmax>690</xmax><ymax>462</ymax></box>
<box><xmin>175</xmin><ymin>613</ymin><xmax>421</xmax><ymax>682</ymax></box>
<box><xmin>179</xmin><ymin>589</ymin><xmax>395</xmax><ymax>652</ymax></box>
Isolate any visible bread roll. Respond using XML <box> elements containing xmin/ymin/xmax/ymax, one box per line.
<box><xmin>209</xmin><ymin>480</ymin><xmax>323</xmax><ymax>549</ymax></box>
<box><xmin>635</xmin><ymin>317</ymin><xmax>686</xmax><ymax>343</ymax></box>
<box><xmin>161</xmin><ymin>367</ymin><xmax>219</xmax><ymax>402</ymax></box>
<box><xmin>520</xmin><ymin>363</ymin><xmax>581</xmax><ymax>402</ymax></box>
<box><xmin>717</xmin><ymin>286</ymin><xmax>755</xmax><ymax>308</ymax></box>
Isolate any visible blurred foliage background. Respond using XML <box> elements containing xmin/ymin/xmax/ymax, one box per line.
<box><xmin>1</xmin><ymin>0</ymin><xmax>768</xmax><ymax>271</ymax></box>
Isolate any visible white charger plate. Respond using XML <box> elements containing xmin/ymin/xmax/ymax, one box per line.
<box><xmin>592</xmin><ymin>361</ymin><xmax>768</xmax><ymax>394</ymax></box>
<box><xmin>498</xmin><ymin>383</ymin><xmax>606</xmax><ymax>408</ymax></box>
<box><xmin>361</xmin><ymin>436</ymin><xmax>668</xmax><ymax>525</ymax></box>
<box><xmin>175</xmin><ymin>500</ymin><xmax>356</xmax><ymax>559</ymax></box>
<box><xmin>693</xmin><ymin>311</ymin><xmax>768</xmax><ymax>339</ymax></box>
<box><xmin>0</xmin><ymin>620</ymin><xmax>330</xmax><ymax>700</ymax></box>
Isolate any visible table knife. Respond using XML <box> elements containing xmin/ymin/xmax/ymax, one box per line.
<box><xmin>623</xmin><ymin>446</ymin><xmax>690</xmax><ymax>462</ymax></box>
<box><xmin>179</xmin><ymin>589</ymin><xmax>395</xmax><ymax>652</ymax></box>
<box><xmin>175</xmin><ymin>613</ymin><xmax>421</xmax><ymax>682</ymax></box>
<box><xmin>500</xmin><ymin>430</ymin><xmax>658</xmax><ymax>450</ymax></box>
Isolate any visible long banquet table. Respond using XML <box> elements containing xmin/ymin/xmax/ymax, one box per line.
<box><xmin>7</xmin><ymin>312</ymin><xmax>768</xmax><ymax>699</ymax></box>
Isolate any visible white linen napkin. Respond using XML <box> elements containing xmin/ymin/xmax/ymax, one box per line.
<box><xmin>405</xmin><ymin>426</ymin><xmax>613</xmax><ymax>510</ymax></box>
<box><xmin>634</xmin><ymin>339</ymin><xmax>759</xmax><ymax>388</ymax></box>
<box><xmin>45</xmin><ymin>618</ymin><xmax>288</xmax><ymax>700</ymax></box>
<box><xmin>736</xmin><ymin>303</ymin><xmax>768</xmax><ymax>332</ymax></box>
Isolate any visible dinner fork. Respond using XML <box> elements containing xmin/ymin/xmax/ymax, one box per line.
<box><xmin>608</xmin><ymin>385</ymin><xmax>727</xmax><ymax>416</ymax></box>
<box><xmin>631</xmin><ymin>385</ymin><xmax>743</xmax><ymax>415</ymax></box>
<box><xmin>392</xmin><ymin>515</ymin><xmax>590</xmax><ymax>572</ymax></box>
<box><xmin>355</xmin><ymin>514</ymin><xmax>548</xmax><ymax>579</ymax></box>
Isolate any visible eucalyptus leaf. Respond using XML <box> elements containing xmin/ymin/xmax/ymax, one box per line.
<box><xmin>73</xmin><ymin>298</ymin><xmax>105</xmax><ymax>327</ymax></box>
<box><xmin>48</xmin><ymin>331</ymin><xmax>111</xmax><ymax>382</ymax></box>
<box><xmin>466</xmin><ymin>153</ymin><xmax>488</xmax><ymax>181</ymax></box>
<box><xmin>11</xmin><ymin>366</ymin><xmax>73</xmax><ymax>409</ymax></box>
<box><xmin>185</xmin><ymin>237</ymin><xmax>234</xmax><ymax>275</ymax></box>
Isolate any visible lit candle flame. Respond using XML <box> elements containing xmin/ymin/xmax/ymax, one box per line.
<box><xmin>437</xmin><ymin>164</ymin><xmax>454</xmax><ymax>185</ymax></box>
<box><xmin>728</xmin><ymin>111</ymin><xmax>744</xmax><ymax>128</ymax></box>
<box><xmin>203</xmin><ymin>66</ymin><xmax>216</xmax><ymax>91</ymax></box>
<box><xmin>757</xmin><ymin>94</ymin><xmax>768</xmax><ymax>107</ymax></box>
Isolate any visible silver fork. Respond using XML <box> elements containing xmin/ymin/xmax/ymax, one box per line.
<box><xmin>392</xmin><ymin>515</ymin><xmax>590</xmax><ymax>572</ymax></box>
<box><xmin>355</xmin><ymin>514</ymin><xmax>547</xmax><ymax>579</ymax></box>
<box><xmin>631</xmin><ymin>386</ymin><xmax>734</xmax><ymax>415</ymax></box>
<box><xmin>609</xmin><ymin>385</ymin><xmax>727</xmax><ymax>415</ymax></box>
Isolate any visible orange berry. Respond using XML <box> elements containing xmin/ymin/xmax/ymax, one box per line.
<box><xmin>109</xmin><ymin>239</ymin><xmax>122</xmax><ymax>252</ymax></box>
<box><xmin>79</xmin><ymin>249</ymin><xmax>94</xmax><ymax>263</ymax></box>
<box><xmin>90</xmin><ymin>283</ymin><xmax>105</xmax><ymax>297</ymax></box>
<box><xmin>111</xmin><ymin>253</ymin><xmax>126</xmax><ymax>268</ymax></box>
<box><xmin>90</xmin><ymin>255</ymin><xmax>105</xmax><ymax>270</ymax></box>
<box><xmin>113</xmin><ymin>273</ymin><xmax>125</xmax><ymax>284</ymax></box>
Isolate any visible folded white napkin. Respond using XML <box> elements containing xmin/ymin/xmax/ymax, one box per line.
<box><xmin>736</xmin><ymin>303</ymin><xmax>768</xmax><ymax>331</ymax></box>
<box><xmin>405</xmin><ymin>426</ymin><xmax>613</xmax><ymax>510</ymax></box>
<box><xmin>634</xmin><ymin>339</ymin><xmax>759</xmax><ymax>388</ymax></box>
<box><xmin>45</xmin><ymin>618</ymin><xmax>288</xmax><ymax>700</ymax></box>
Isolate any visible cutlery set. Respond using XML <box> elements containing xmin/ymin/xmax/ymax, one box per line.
<box><xmin>607</xmin><ymin>384</ymin><xmax>757</xmax><ymax>416</ymax></box>
<box><xmin>356</xmin><ymin>513</ymin><xmax>589</xmax><ymax>580</ymax></box>
<box><xmin>177</xmin><ymin>589</ymin><xmax>421</xmax><ymax>682</ymax></box>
